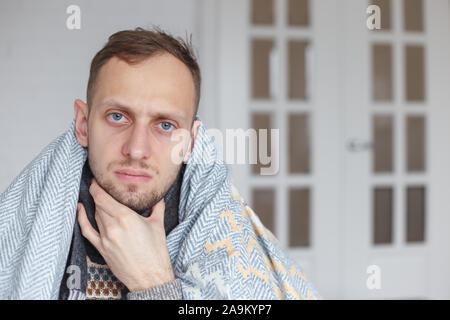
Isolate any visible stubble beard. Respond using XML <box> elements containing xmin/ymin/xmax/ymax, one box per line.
<box><xmin>88</xmin><ymin>151</ymin><xmax>181</xmax><ymax>213</ymax></box>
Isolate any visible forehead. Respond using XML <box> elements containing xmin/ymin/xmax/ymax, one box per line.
<box><xmin>93</xmin><ymin>54</ymin><xmax>196</xmax><ymax>122</ymax></box>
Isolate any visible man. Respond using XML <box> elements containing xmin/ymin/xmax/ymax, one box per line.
<box><xmin>0</xmin><ymin>28</ymin><xmax>320</xmax><ymax>300</ymax></box>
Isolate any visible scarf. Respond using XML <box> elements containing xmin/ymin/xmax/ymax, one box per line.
<box><xmin>0</xmin><ymin>118</ymin><xmax>321</xmax><ymax>299</ymax></box>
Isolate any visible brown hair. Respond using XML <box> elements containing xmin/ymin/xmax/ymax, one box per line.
<box><xmin>86</xmin><ymin>27</ymin><xmax>201</xmax><ymax>117</ymax></box>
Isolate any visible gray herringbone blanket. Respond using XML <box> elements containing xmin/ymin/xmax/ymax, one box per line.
<box><xmin>0</xmin><ymin>119</ymin><xmax>320</xmax><ymax>299</ymax></box>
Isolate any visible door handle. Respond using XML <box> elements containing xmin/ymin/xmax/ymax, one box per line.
<box><xmin>347</xmin><ymin>139</ymin><xmax>374</xmax><ymax>152</ymax></box>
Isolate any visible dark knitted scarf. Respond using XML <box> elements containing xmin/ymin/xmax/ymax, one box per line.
<box><xmin>58</xmin><ymin>158</ymin><xmax>184</xmax><ymax>299</ymax></box>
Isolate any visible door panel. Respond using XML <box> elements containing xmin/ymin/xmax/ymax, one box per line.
<box><xmin>215</xmin><ymin>0</ymin><xmax>450</xmax><ymax>299</ymax></box>
<box><xmin>342</xmin><ymin>0</ymin><xmax>450</xmax><ymax>299</ymax></box>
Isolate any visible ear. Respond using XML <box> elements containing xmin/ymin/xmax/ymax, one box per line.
<box><xmin>183</xmin><ymin>120</ymin><xmax>201</xmax><ymax>163</ymax></box>
<box><xmin>73</xmin><ymin>99</ymin><xmax>89</xmax><ymax>148</ymax></box>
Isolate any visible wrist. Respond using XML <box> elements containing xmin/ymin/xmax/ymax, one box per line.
<box><xmin>128</xmin><ymin>270</ymin><xmax>176</xmax><ymax>292</ymax></box>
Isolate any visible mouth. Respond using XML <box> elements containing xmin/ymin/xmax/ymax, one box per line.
<box><xmin>114</xmin><ymin>169</ymin><xmax>152</xmax><ymax>183</ymax></box>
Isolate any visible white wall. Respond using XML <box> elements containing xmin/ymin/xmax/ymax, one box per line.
<box><xmin>0</xmin><ymin>0</ymin><xmax>213</xmax><ymax>192</ymax></box>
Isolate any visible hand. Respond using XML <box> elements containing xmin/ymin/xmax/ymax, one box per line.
<box><xmin>77</xmin><ymin>178</ymin><xmax>175</xmax><ymax>292</ymax></box>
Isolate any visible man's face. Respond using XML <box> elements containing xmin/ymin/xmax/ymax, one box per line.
<box><xmin>75</xmin><ymin>54</ymin><xmax>197</xmax><ymax>212</ymax></box>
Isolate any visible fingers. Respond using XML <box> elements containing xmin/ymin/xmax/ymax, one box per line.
<box><xmin>147</xmin><ymin>198</ymin><xmax>165</xmax><ymax>226</ymax></box>
<box><xmin>89</xmin><ymin>178</ymin><xmax>123</xmax><ymax>218</ymax></box>
<box><xmin>94</xmin><ymin>208</ymin><xmax>108</xmax><ymax>236</ymax></box>
<box><xmin>77</xmin><ymin>203</ymin><xmax>102</xmax><ymax>251</ymax></box>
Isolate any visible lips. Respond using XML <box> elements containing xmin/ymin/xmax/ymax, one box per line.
<box><xmin>115</xmin><ymin>168</ymin><xmax>151</xmax><ymax>177</ymax></box>
<box><xmin>114</xmin><ymin>168</ymin><xmax>151</xmax><ymax>183</ymax></box>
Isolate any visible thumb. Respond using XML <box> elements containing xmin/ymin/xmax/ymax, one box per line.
<box><xmin>77</xmin><ymin>202</ymin><xmax>101</xmax><ymax>250</ymax></box>
<box><xmin>147</xmin><ymin>198</ymin><xmax>165</xmax><ymax>226</ymax></box>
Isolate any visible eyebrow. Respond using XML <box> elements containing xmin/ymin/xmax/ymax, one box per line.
<box><xmin>99</xmin><ymin>98</ymin><xmax>187</xmax><ymax>124</ymax></box>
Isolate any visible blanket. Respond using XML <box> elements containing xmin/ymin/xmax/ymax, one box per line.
<box><xmin>0</xmin><ymin>118</ymin><xmax>320</xmax><ymax>299</ymax></box>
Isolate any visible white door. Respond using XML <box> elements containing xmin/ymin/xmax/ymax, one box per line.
<box><xmin>342</xmin><ymin>0</ymin><xmax>450</xmax><ymax>299</ymax></box>
<box><xmin>214</xmin><ymin>0</ymin><xmax>341</xmax><ymax>298</ymax></box>
<box><xmin>210</xmin><ymin>0</ymin><xmax>450</xmax><ymax>299</ymax></box>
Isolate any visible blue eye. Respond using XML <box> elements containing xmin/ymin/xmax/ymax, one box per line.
<box><xmin>108</xmin><ymin>113</ymin><xmax>125</xmax><ymax>122</ymax></box>
<box><xmin>158</xmin><ymin>121</ymin><xmax>175</xmax><ymax>132</ymax></box>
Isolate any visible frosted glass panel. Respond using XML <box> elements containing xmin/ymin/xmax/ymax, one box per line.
<box><xmin>373</xmin><ymin>187</ymin><xmax>393</xmax><ymax>244</ymax></box>
<box><xmin>289</xmin><ymin>188</ymin><xmax>310</xmax><ymax>247</ymax></box>
<box><xmin>289</xmin><ymin>113</ymin><xmax>310</xmax><ymax>173</ymax></box>
<box><xmin>405</xmin><ymin>45</ymin><xmax>425</xmax><ymax>101</ymax></box>
<box><xmin>373</xmin><ymin>115</ymin><xmax>393</xmax><ymax>173</ymax></box>
<box><xmin>372</xmin><ymin>44</ymin><xmax>393</xmax><ymax>101</ymax></box>
<box><xmin>251</xmin><ymin>0</ymin><xmax>274</xmax><ymax>25</ymax></box>
<box><xmin>404</xmin><ymin>0</ymin><xmax>423</xmax><ymax>32</ymax></box>
<box><xmin>252</xmin><ymin>188</ymin><xmax>275</xmax><ymax>233</ymax></box>
<box><xmin>288</xmin><ymin>0</ymin><xmax>309</xmax><ymax>26</ymax></box>
<box><xmin>371</xmin><ymin>0</ymin><xmax>391</xmax><ymax>30</ymax></box>
<box><xmin>407</xmin><ymin>116</ymin><xmax>425</xmax><ymax>172</ymax></box>
<box><xmin>288</xmin><ymin>40</ymin><xmax>309</xmax><ymax>100</ymax></box>
<box><xmin>406</xmin><ymin>186</ymin><xmax>426</xmax><ymax>242</ymax></box>
<box><xmin>252</xmin><ymin>39</ymin><xmax>274</xmax><ymax>99</ymax></box>
<box><xmin>252</xmin><ymin>113</ymin><xmax>272</xmax><ymax>175</ymax></box>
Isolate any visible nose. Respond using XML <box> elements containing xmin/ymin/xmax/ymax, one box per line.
<box><xmin>122</xmin><ymin>124</ymin><xmax>153</xmax><ymax>160</ymax></box>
